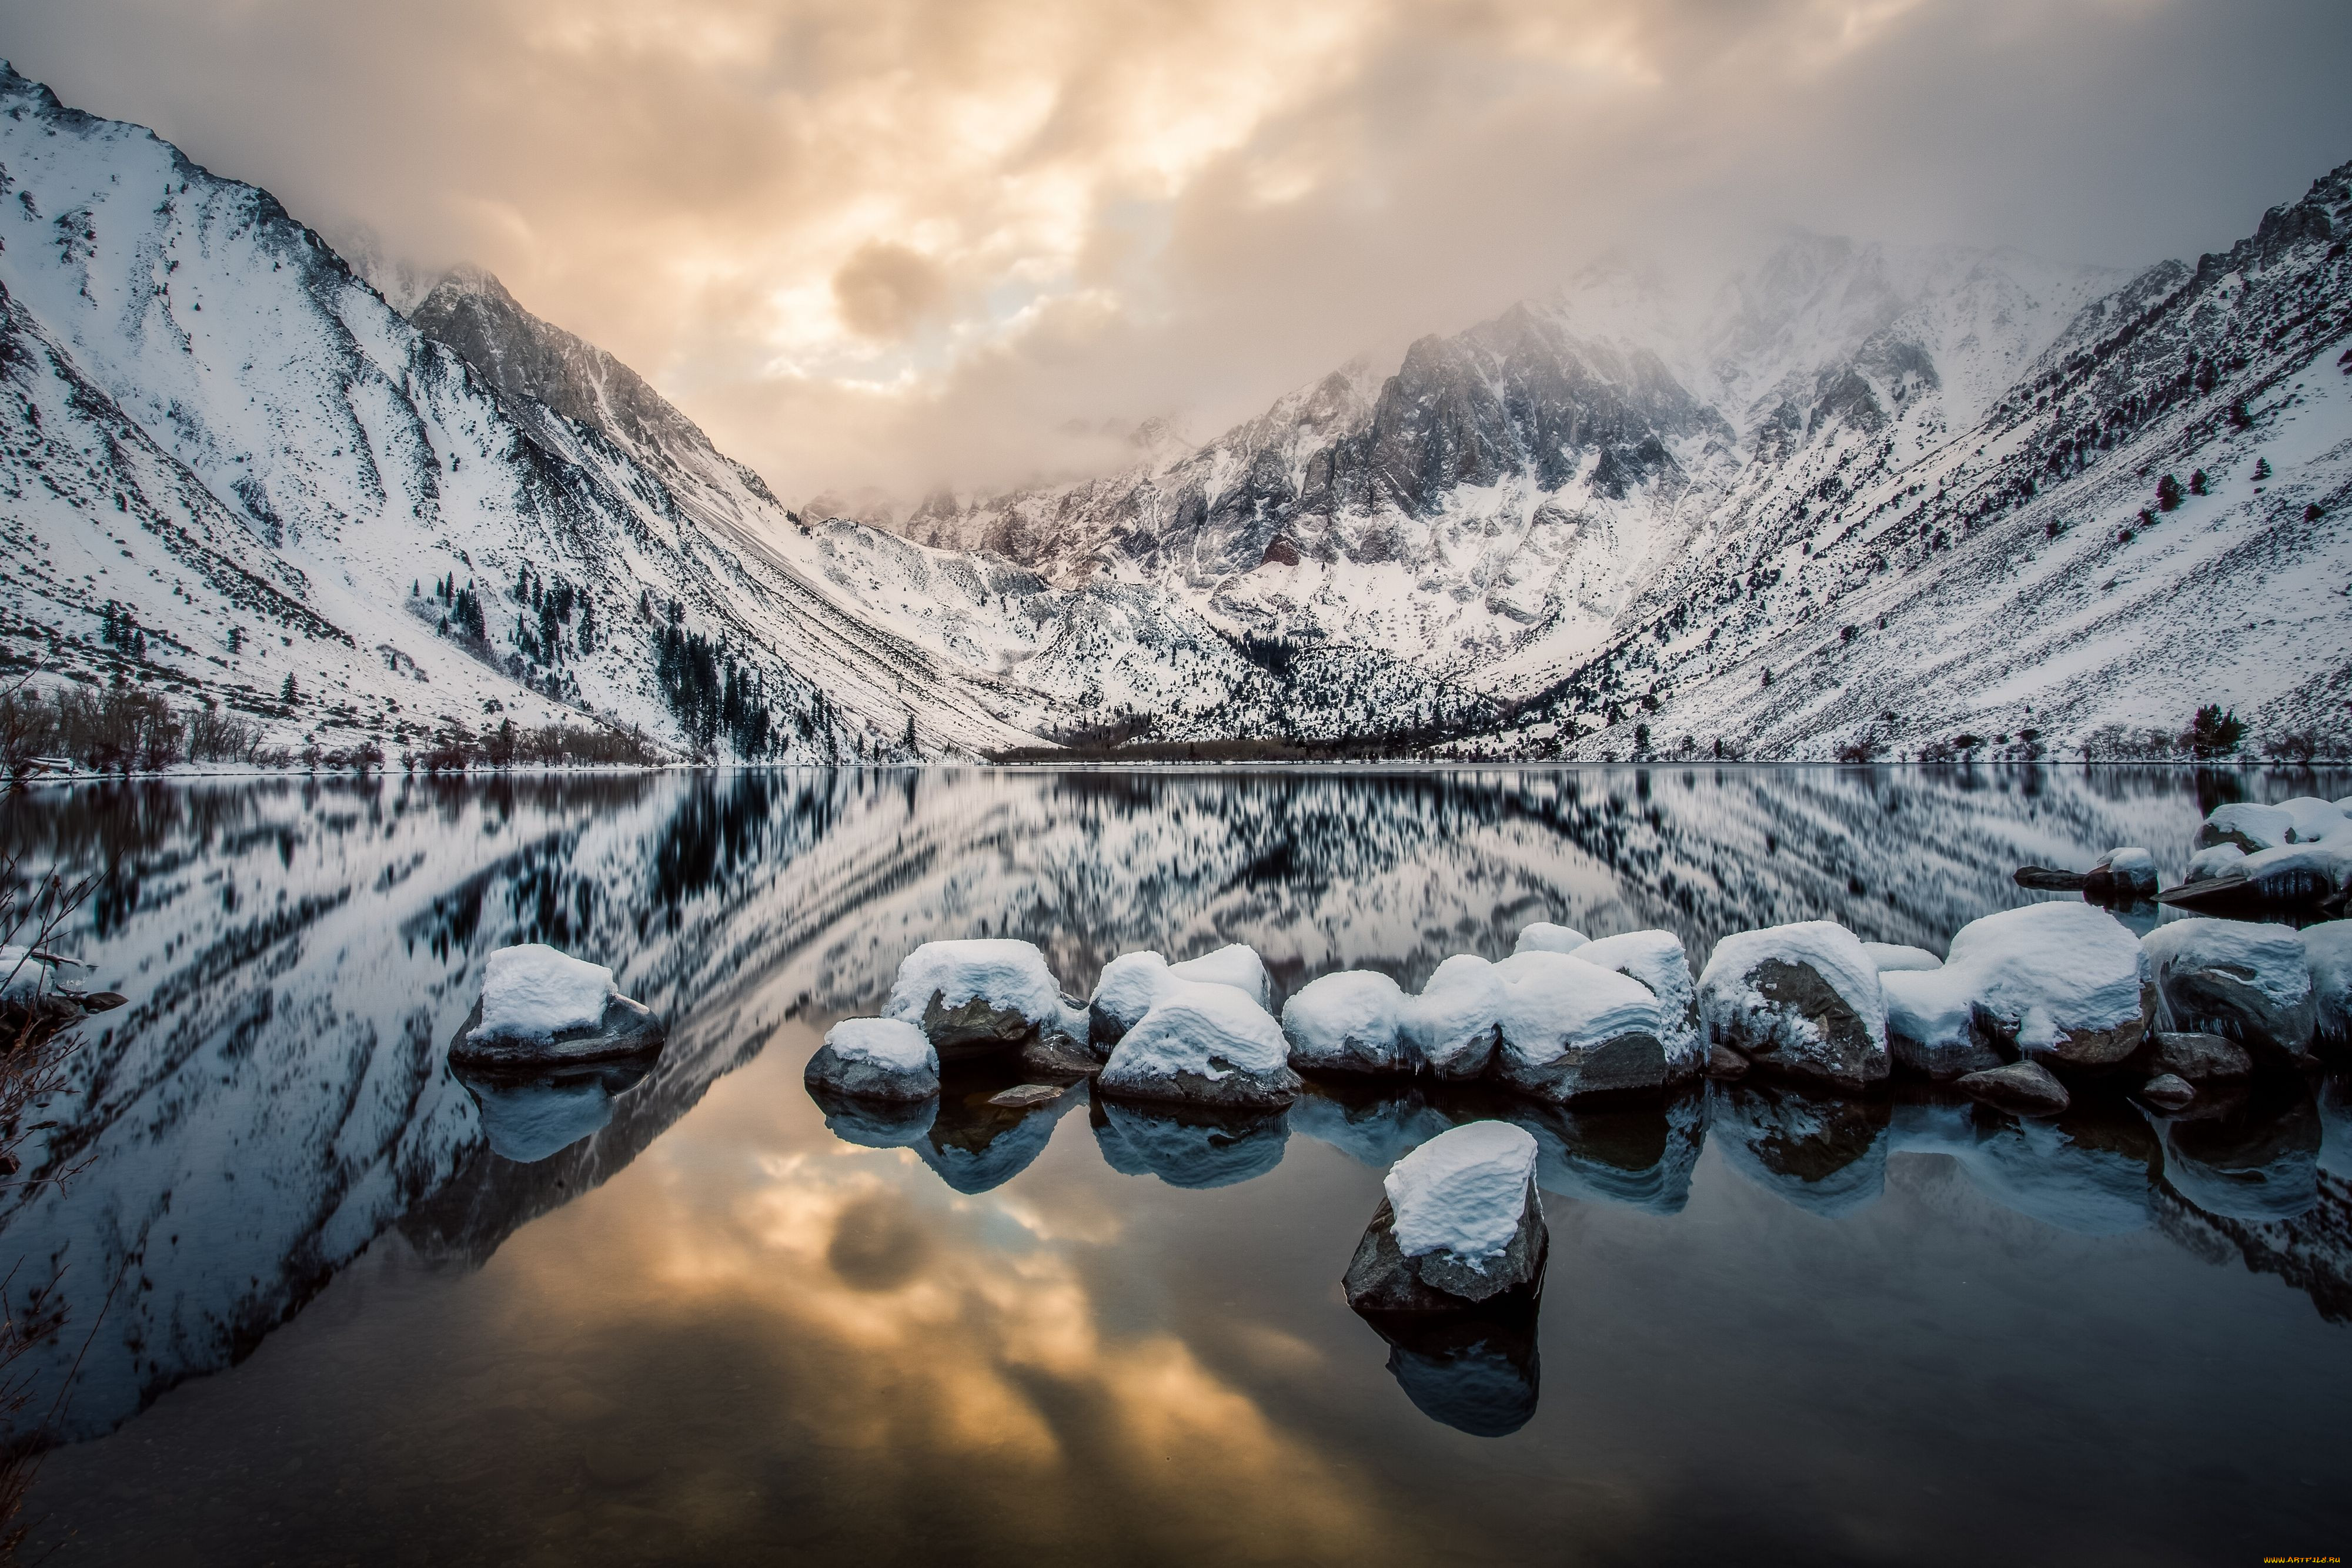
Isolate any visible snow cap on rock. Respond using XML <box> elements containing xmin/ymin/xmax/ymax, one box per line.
<box><xmin>1166</xmin><ymin>943</ymin><xmax>1271</xmax><ymax>1009</ymax></box>
<box><xmin>1514</xmin><ymin>923</ymin><xmax>1588</xmax><ymax>955</ymax></box>
<box><xmin>1863</xmin><ymin>942</ymin><xmax>1945</xmax><ymax>972</ymax></box>
<box><xmin>1491</xmin><ymin>950</ymin><xmax>1661</xmax><ymax>1066</ymax></box>
<box><xmin>1102</xmin><ymin>980</ymin><xmax>1291</xmax><ymax>1084</ymax></box>
<box><xmin>2143</xmin><ymin>917</ymin><xmax>2315</xmax><ymax>1054</ymax></box>
<box><xmin>1282</xmin><ymin>970</ymin><xmax>1408</xmax><ymax>1072</ymax></box>
<box><xmin>886</xmin><ymin>939</ymin><xmax>1066</xmax><ymax>1028</ymax></box>
<box><xmin>2306</xmin><ymin>921</ymin><xmax>2352</xmax><ymax>1046</ymax></box>
<box><xmin>1090</xmin><ymin>950</ymin><xmax>1172</xmax><ymax>1036</ymax></box>
<box><xmin>1946</xmin><ymin>901</ymin><xmax>2147</xmax><ymax>1054</ymax></box>
<box><xmin>1570</xmin><ymin>929</ymin><xmax>1702</xmax><ymax>1075</ymax></box>
<box><xmin>1400</xmin><ymin>954</ymin><xmax>1509</xmax><ymax>1079</ymax></box>
<box><xmin>823</xmin><ymin>1017</ymin><xmax>936</xmax><ymax>1074</ymax></box>
<box><xmin>1384</xmin><ymin>1122</ymin><xmax>1540</xmax><ymax>1263</ymax></box>
<box><xmin>473</xmin><ymin>944</ymin><xmax>617</xmax><ymax>1042</ymax></box>
<box><xmin>1697</xmin><ymin>920</ymin><xmax>1889</xmax><ymax>1088</ymax></box>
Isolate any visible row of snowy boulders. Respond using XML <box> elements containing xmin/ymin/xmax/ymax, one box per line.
<box><xmin>1282</xmin><ymin>925</ymin><xmax>1705</xmax><ymax>1104</ymax></box>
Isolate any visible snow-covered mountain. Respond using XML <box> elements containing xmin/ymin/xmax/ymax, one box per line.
<box><xmin>2</xmin><ymin>59</ymin><xmax>2346</xmax><ymax>760</ymax></box>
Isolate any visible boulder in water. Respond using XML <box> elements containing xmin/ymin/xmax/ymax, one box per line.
<box><xmin>2142</xmin><ymin>918</ymin><xmax>2315</xmax><ymax>1059</ymax></box>
<box><xmin>1569</xmin><ymin>930</ymin><xmax>1705</xmax><ymax>1085</ymax></box>
<box><xmin>1488</xmin><ymin>952</ymin><xmax>1668</xmax><ymax>1104</ymax></box>
<box><xmin>804</xmin><ymin>1017</ymin><xmax>940</xmax><ymax>1103</ymax></box>
<box><xmin>884</xmin><ymin>940</ymin><xmax>1079</xmax><ymax>1059</ymax></box>
<box><xmin>1343</xmin><ymin>1122</ymin><xmax>1546</xmax><ymax>1312</ymax></box>
<box><xmin>1088</xmin><ymin>948</ymin><xmax>1262</xmax><ymax>1054</ymax></box>
<box><xmin>2085</xmin><ymin>847</ymin><xmax>2160</xmax><ymax>902</ymax></box>
<box><xmin>1282</xmin><ymin>970</ymin><xmax>1408</xmax><ymax>1074</ymax></box>
<box><xmin>2151</xmin><ymin>1030</ymin><xmax>2252</xmax><ymax>1082</ymax></box>
<box><xmin>1884</xmin><ymin>902</ymin><xmax>2150</xmax><ymax>1075</ymax></box>
<box><xmin>451</xmin><ymin>945</ymin><xmax>664</xmax><ymax>1069</ymax></box>
<box><xmin>2139</xmin><ymin>1072</ymin><xmax>2197</xmax><ymax>1111</ymax></box>
<box><xmin>1097</xmin><ymin>981</ymin><xmax>1301</xmax><ymax>1108</ymax></box>
<box><xmin>1696</xmin><ymin>921</ymin><xmax>1889</xmax><ymax>1091</ymax></box>
<box><xmin>1399</xmin><ymin>955</ymin><xmax>1508</xmax><ymax>1081</ymax></box>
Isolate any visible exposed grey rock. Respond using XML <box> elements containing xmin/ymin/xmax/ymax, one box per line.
<box><xmin>988</xmin><ymin>1083</ymin><xmax>1066</xmax><ymax>1110</ymax></box>
<box><xmin>2143</xmin><ymin>918</ymin><xmax>2316</xmax><ymax>1059</ymax></box>
<box><xmin>1706</xmin><ymin>1044</ymin><xmax>1750</xmax><ymax>1079</ymax></box>
<box><xmin>1956</xmin><ymin>1059</ymin><xmax>2071</xmax><ymax>1116</ymax></box>
<box><xmin>1342</xmin><ymin>1187</ymin><xmax>1548</xmax><ymax>1313</ymax></box>
<box><xmin>918</xmin><ymin>990</ymin><xmax>1043</xmax><ymax>1058</ymax></box>
<box><xmin>1014</xmin><ymin>1029</ymin><xmax>1098</xmax><ymax>1079</ymax></box>
<box><xmin>1491</xmin><ymin>1029</ymin><xmax>1669</xmax><ymax>1104</ymax></box>
<box><xmin>2139</xmin><ymin>1073</ymin><xmax>2197</xmax><ymax>1111</ymax></box>
<box><xmin>2151</xmin><ymin>1031</ymin><xmax>2253</xmax><ymax>1082</ymax></box>
<box><xmin>1698</xmin><ymin>922</ymin><xmax>1890</xmax><ymax>1092</ymax></box>
<box><xmin>447</xmin><ymin>994</ymin><xmax>664</xmax><ymax>1071</ymax></box>
<box><xmin>803</xmin><ymin>1041</ymin><xmax>936</xmax><ymax>1103</ymax></box>
<box><xmin>2013</xmin><ymin>865</ymin><xmax>2089</xmax><ymax>891</ymax></box>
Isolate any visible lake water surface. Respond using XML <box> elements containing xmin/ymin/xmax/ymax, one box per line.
<box><xmin>4</xmin><ymin>765</ymin><xmax>2348</xmax><ymax>1565</ymax></box>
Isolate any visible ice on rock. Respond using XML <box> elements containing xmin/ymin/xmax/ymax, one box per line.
<box><xmin>1282</xmin><ymin>971</ymin><xmax>1408</xmax><ymax>1073</ymax></box>
<box><xmin>1696</xmin><ymin>921</ymin><xmax>1889</xmax><ymax>1091</ymax></box>
<box><xmin>804</xmin><ymin>1017</ymin><xmax>940</xmax><ymax>1103</ymax></box>
<box><xmin>1488</xmin><ymin>951</ymin><xmax>1667</xmax><ymax>1103</ymax></box>
<box><xmin>0</xmin><ymin>945</ymin><xmax>51</xmax><ymax>1004</ymax></box>
<box><xmin>2143</xmin><ymin>918</ymin><xmax>2315</xmax><ymax>1057</ymax></box>
<box><xmin>1863</xmin><ymin>942</ymin><xmax>1945</xmax><ymax>973</ymax></box>
<box><xmin>1098</xmin><ymin>981</ymin><xmax>1301</xmax><ymax>1108</ymax></box>
<box><xmin>473</xmin><ymin>944</ymin><xmax>617</xmax><ymax>1042</ymax></box>
<box><xmin>2306</xmin><ymin>921</ymin><xmax>2352</xmax><ymax>1048</ymax></box>
<box><xmin>1343</xmin><ymin>1122</ymin><xmax>1548</xmax><ymax>1316</ymax></box>
<box><xmin>1513</xmin><ymin>923</ymin><xmax>1588</xmax><ymax>956</ymax></box>
<box><xmin>1569</xmin><ymin>930</ymin><xmax>1703</xmax><ymax>1084</ymax></box>
<box><xmin>1385</xmin><ymin>1122</ymin><xmax>1541</xmax><ymax>1262</ymax></box>
<box><xmin>1166</xmin><ymin>944</ymin><xmax>1271</xmax><ymax>1010</ymax></box>
<box><xmin>1399</xmin><ymin>955</ymin><xmax>1508</xmax><ymax>1081</ymax></box>
<box><xmin>884</xmin><ymin>939</ymin><xmax>1071</xmax><ymax>1058</ymax></box>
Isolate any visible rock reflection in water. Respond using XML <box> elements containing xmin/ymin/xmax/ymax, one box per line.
<box><xmin>917</xmin><ymin>1069</ymin><xmax>1088</xmax><ymax>1193</ymax></box>
<box><xmin>2159</xmin><ymin>1077</ymin><xmax>2324</xmax><ymax>1222</ymax></box>
<box><xmin>1506</xmin><ymin>1092</ymin><xmax>1706</xmax><ymax>1214</ymax></box>
<box><xmin>455</xmin><ymin>1059</ymin><xmax>654</xmax><ymax>1165</ymax></box>
<box><xmin>1888</xmin><ymin>1099</ymin><xmax>2160</xmax><ymax>1235</ymax></box>
<box><xmin>1092</xmin><ymin>1098</ymin><xmax>1291</xmax><ymax>1189</ymax></box>
<box><xmin>1359</xmin><ymin>1304</ymin><xmax>1543</xmax><ymax>1438</ymax></box>
<box><xmin>1710</xmin><ymin>1083</ymin><xmax>1893</xmax><ymax>1217</ymax></box>
<box><xmin>808</xmin><ymin>1081</ymin><xmax>939</xmax><ymax>1149</ymax></box>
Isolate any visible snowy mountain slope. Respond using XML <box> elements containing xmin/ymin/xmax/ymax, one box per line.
<box><xmin>0</xmin><ymin>64</ymin><xmax>1051</xmax><ymax>762</ymax></box>
<box><xmin>1506</xmin><ymin>159</ymin><xmax>2352</xmax><ymax>759</ymax></box>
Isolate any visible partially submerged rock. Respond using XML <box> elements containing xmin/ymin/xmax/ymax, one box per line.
<box><xmin>2085</xmin><ymin>847</ymin><xmax>2159</xmax><ymax>902</ymax></box>
<box><xmin>2139</xmin><ymin>1072</ymin><xmax>2197</xmax><ymax>1111</ymax></box>
<box><xmin>1344</xmin><ymin>1122</ymin><xmax>1546</xmax><ymax>1313</ymax></box>
<box><xmin>1097</xmin><ymin>981</ymin><xmax>1302</xmax><ymax>1108</ymax></box>
<box><xmin>2167</xmin><ymin>800</ymin><xmax>2352</xmax><ymax>910</ymax></box>
<box><xmin>1282</xmin><ymin>969</ymin><xmax>1409</xmax><ymax>1074</ymax></box>
<box><xmin>1488</xmin><ymin>951</ymin><xmax>1668</xmax><ymax>1104</ymax></box>
<box><xmin>1088</xmin><ymin>947</ymin><xmax>1264</xmax><ymax>1053</ymax></box>
<box><xmin>1570</xmin><ymin>929</ymin><xmax>1704</xmax><ymax>1085</ymax></box>
<box><xmin>2141</xmin><ymin>918</ymin><xmax>2315</xmax><ymax>1059</ymax></box>
<box><xmin>1399</xmin><ymin>954</ymin><xmax>1508</xmax><ymax>1081</ymax></box>
<box><xmin>804</xmin><ymin>1017</ymin><xmax>940</xmax><ymax>1103</ymax></box>
<box><xmin>884</xmin><ymin>939</ymin><xmax>1076</xmax><ymax>1059</ymax></box>
<box><xmin>1705</xmin><ymin>1044</ymin><xmax>1749</xmax><ymax>1079</ymax></box>
<box><xmin>1696</xmin><ymin>921</ymin><xmax>1889</xmax><ymax>1091</ymax></box>
<box><xmin>2151</xmin><ymin>1031</ymin><xmax>2253</xmax><ymax>1082</ymax></box>
<box><xmin>2013</xmin><ymin>865</ymin><xmax>2090</xmax><ymax>892</ymax></box>
<box><xmin>452</xmin><ymin>944</ymin><xmax>664</xmax><ymax>1069</ymax></box>
<box><xmin>2199</xmin><ymin>803</ymin><xmax>2298</xmax><ymax>854</ymax></box>
<box><xmin>1883</xmin><ymin>902</ymin><xmax>2150</xmax><ymax>1077</ymax></box>
<box><xmin>1956</xmin><ymin>1059</ymin><xmax>2071</xmax><ymax>1116</ymax></box>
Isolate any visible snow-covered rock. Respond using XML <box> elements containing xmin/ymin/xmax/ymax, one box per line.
<box><xmin>1488</xmin><ymin>951</ymin><xmax>1668</xmax><ymax>1103</ymax></box>
<box><xmin>1513</xmin><ymin>923</ymin><xmax>1588</xmax><ymax>955</ymax></box>
<box><xmin>1569</xmin><ymin>930</ymin><xmax>1703</xmax><ymax>1084</ymax></box>
<box><xmin>1863</xmin><ymin>942</ymin><xmax>1945</xmax><ymax>973</ymax></box>
<box><xmin>804</xmin><ymin>1017</ymin><xmax>940</xmax><ymax>1103</ymax></box>
<box><xmin>1093</xmin><ymin>1100</ymin><xmax>1290</xmax><ymax>1189</ymax></box>
<box><xmin>1166</xmin><ymin>944</ymin><xmax>1272</xmax><ymax>1010</ymax></box>
<box><xmin>453</xmin><ymin>944</ymin><xmax>663</xmax><ymax>1068</ymax></box>
<box><xmin>1399</xmin><ymin>955</ymin><xmax>1508</xmax><ymax>1081</ymax></box>
<box><xmin>1896</xmin><ymin>902</ymin><xmax>2151</xmax><ymax>1074</ymax></box>
<box><xmin>1344</xmin><ymin>1122</ymin><xmax>1547</xmax><ymax>1312</ymax></box>
<box><xmin>884</xmin><ymin>939</ymin><xmax>1074</xmax><ymax>1058</ymax></box>
<box><xmin>2183</xmin><ymin>843</ymin><xmax>2249</xmax><ymax>884</ymax></box>
<box><xmin>2200</xmin><ymin>804</ymin><xmax>2297</xmax><ymax>854</ymax></box>
<box><xmin>1097</xmin><ymin>981</ymin><xmax>1301</xmax><ymax>1108</ymax></box>
<box><xmin>1087</xmin><ymin>951</ymin><xmax>1170</xmax><ymax>1051</ymax></box>
<box><xmin>1696</xmin><ymin>921</ymin><xmax>1889</xmax><ymax>1091</ymax></box>
<box><xmin>2306</xmin><ymin>921</ymin><xmax>2352</xmax><ymax>1049</ymax></box>
<box><xmin>2086</xmin><ymin>847</ymin><xmax>2159</xmax><ymax>901</ymax></box>
<box><xmin>2142</xmin><ymin>918</ymin><xmax>2316</xmax><ymax>1058</ymax></box>
<box><xmin>2278</xmin><ymin>798</ymin><xmax>2350</xmax><ymax>841</ymax></box>
<box><xmin>1956</xmin><ymin>1059</ymin><xmax>2071</xmax><ymax>1116</ymax></box>
<box><xmin>0</xmin><ymin>945</ymin><xmax>51</xmax><ymax>1004</ymax></box>
<box><xmin>1087</xmin><ymin>948</ymin><xmax>1259</xmax><ymax>1052</ymax></box>
<box><xmin>1281</xmin><ymin>970</ymin><xmax>1408</xmax><ymax>1074</ymax></box>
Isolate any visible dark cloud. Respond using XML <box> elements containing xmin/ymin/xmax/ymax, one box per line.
<box><xmin>0</xmin><ymin>0</ymin><xmax>2346</xmax><ymax>499</ymax></box>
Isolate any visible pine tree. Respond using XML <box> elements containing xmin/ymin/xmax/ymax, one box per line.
<box><xmin>2156</xmin><ymin>474</ymin><xmax>2184</xmax><ymax>511</ymax></box>
<box><xmin>2253</xmin><ymin>457</ymin><xmax>2271</xmax><ymax>482</ymax></box>
<box><xmin>282</xmin><ymin>672</ymin><xmax>298</xmax><ymax>706</ymax></box>
<box><xmin>2189</xmin><ymin>469</ymin><xmax>2208</xmax><ymax>496</ymax></box>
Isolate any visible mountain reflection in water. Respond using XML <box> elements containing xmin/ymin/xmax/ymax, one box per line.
<box><xmin>2</xmin><ymin>765</ymin><xmax>2347</xmax><ymax>1566</ymax></box>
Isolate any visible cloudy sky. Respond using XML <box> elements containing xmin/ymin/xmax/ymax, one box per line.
<box><xmin>4</xmin><ymin>0</ymin><xmax>2347</xmax><ymax>503</ymax></box>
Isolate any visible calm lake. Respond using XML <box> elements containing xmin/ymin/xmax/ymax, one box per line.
<box><xmin>4</xmin><ymin>764</ymin><xmax>2348</xmax><ymax>1566</ymax></box>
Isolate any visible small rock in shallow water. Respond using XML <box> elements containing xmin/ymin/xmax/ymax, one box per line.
<box><xmin>1705</xmin><ymin>1044</ymin><xmax>1750</xmax><ymax>1079</ymax></box>
<box><xmin>2151</xmin><ymin>1030</ymin><xmax>2252</xmax><ymax>1082</ymax></box>
<box><xmin>452</xmin><ymin>945</ymin><xmax>664</xmax><ymax>1069</ymax></box>
<box><xmin>804</xmin><ymin>1017</ymin><xmax>939</xmax><ymax>1103</ymax></box>
<box><xmin>2139</xmin><ymin>1072</ymin><xmax>2197</xmax><ymax>1111</ymax></box>
<box><xmin>988</xmin><ymin>1083</ymin><xmax>1065</xmax><ymax>1109</ymax></box>
<box><xmin>2013</xmin><ymin>865</ymin><xmax>2090</xmax><ymax>892</ymax></box>
<box><xmin>1956</xmin><ymin>1059</ymin><xmax>2070</xmax><ymax>1116</ymax></box>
